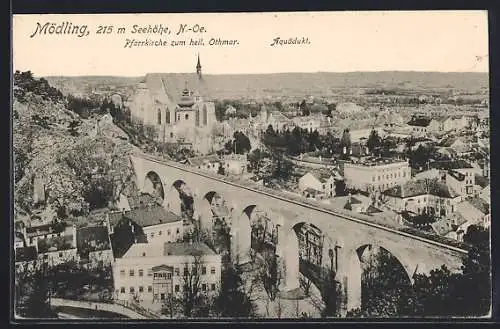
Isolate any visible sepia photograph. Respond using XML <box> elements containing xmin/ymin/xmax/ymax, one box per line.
<box><xmin>12</xmin><ymin>11</ymin><xmax>491</xmax><ymax>320</ymax></box>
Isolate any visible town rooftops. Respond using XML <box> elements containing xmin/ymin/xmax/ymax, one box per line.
<box><xmin>15</xmin><ymin>246</ymin><xmax>38</xmax><ymax>263</ymax></box>
<box><xmin>122</xmin><ymin>241</ymin><xmax>216</xmax><ymax>258</ymax></box>
<box><xmin>430</xmin><ymin>218</ymin><xmax>456</xmax><ymax>236</ymax></box>
<box><xmin>308</xmin><ymin>170</ymin><xmax>335</xmax><ymax>183</ymax></box>
<box><xmin>344</xmin><ymin>156</ymin><xmax>408</xmax><ymax>167</ymax></box>
<box><xmin>384</xmin><ymin>179</ymin><xmax>459</xmax><ymax>199</ymax></box>
<box><xmin>76</xmin><ymin>226</ymin><xmax>111</xmax><ymax>254</ymax></box>
<box><xmin>407</xmin><ymin>117</ymin><xmax>432</xmax><ymax>127</ymax></box>
<box><xmin>429</xmin><ymin>159</ymin><xmax>473</xmax><ymax>170</ymax></box>
<box><xmin>37</xmin><ymin>234</ymin><xmax>75</xmax><ymax>254</ymax></box>
<box><xmin>447</xmin><ymin>170</ymin><xmax>465</xmax><ymax>182</ymax></box>
<box><xmin>475</xmin><ymin>174</ymin><xmax>489</xmax><ymax>188</ymax></box>
<box><xmin>123</xmin><ymin>206</ymin><xmax>182</xmax><ymax>228</ymax></box>
<box><xmin>25</xmin><ymin>221</ymin><xmax>67</xmax><ymax>238</ymax></box>
<box><xmin>467</xmin><ymin>196</ymin><xmax>490</xmax><ymax>215</ymax></box>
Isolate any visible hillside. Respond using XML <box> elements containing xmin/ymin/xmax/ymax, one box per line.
<box><xmin>46</xmin><ymin>71</ymin><xmax>489</xmax><ymax>102</ymax></box>
<box><xmin>13</xmin><ymin>71</ymin><xmax>137</xmax><ymax>222</ymax></box>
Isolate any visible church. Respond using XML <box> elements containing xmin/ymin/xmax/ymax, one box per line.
<box><xmin>128</xmin><ymin>54</ymin><xmax>217</xmax><ymax>153</ymax></box>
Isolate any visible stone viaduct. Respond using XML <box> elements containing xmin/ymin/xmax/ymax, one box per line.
<box><xmin>130</xmin><ymin>153</ymin><xmax>468</xmax><ymax>313</ymax></box>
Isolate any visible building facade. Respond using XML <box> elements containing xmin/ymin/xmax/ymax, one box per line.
<box><xmin>112</xmin><ymin>242</ymin><xmax>221</xmax><ymax>304</ymax></box>
<box><xmin>342</xmin><ymin>158</ymin><xmax>411</xmax><ymax>192</ymax></box>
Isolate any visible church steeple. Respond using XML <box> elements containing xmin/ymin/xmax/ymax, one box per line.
<box><xmin>196</xmin><ymin>53</ymin><xmax>202</xmax><ymax>79</ymax></box>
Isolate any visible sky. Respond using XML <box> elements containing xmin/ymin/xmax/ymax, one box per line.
<box><xmin>13</xmin><ymin>11</ymin><xmax>489</xmax><ymax>76</ymax></box>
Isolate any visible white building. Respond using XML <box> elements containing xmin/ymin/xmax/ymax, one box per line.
<box><xmin>112</xmin><ymin>242</ymin><xmax>221</xmax><ymax>305</ymax></box>
<box><xmin>298</xmin><ymin>171</ymin><xmax>336</xmax><ymax>198</ymax></box>
<box><xmin>36</xmin><ymin>225</ymin><xmax>78</xmax><ymax>266</ymax></box>
<box><xmin>341</xmin><ymin>158</ymin><xmax>411</xmax><ymax>192</ymax></box>
<box><xmin>108</xmin><ymin>206</ymin><xmax>185</xmax><ymax>244</ymax></box>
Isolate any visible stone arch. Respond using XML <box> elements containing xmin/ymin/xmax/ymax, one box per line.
<box><xmin>164</xmin><ymin>179</ymin><xmax>194</xmax><ymax>217</ymax></box>
<box><xmin>290</xmin><ymin>221</ymin><xmax>339</xmax><ymax>299</ymax></box>
<box><xmin>342</xmin><ymin>242</ymin><xmax>414</xmax><ymax>313</ymax></box>
<box><xmin>143</xmin><ymin>171</ymin><xmax>165</xmax><ymax>200</ymax></box>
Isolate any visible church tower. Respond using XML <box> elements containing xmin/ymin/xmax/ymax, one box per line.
<box><xmin>196</xmin><ymin>53</ymin><xmax>202</xmax><ymax>79</ymax></box>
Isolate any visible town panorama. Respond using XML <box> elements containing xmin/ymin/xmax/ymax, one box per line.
<box><xmin>13</xmin><ymin>56</ymin><xmax>490</xmax><ymax>319</ymax></box>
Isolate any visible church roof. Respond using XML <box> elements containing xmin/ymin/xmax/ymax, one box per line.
<box><xmin>145</xmin><ymin>73</ymin><xmax>210</xmax><ymax>105</ymax></box>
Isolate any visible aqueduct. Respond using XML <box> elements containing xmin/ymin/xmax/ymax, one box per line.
<box><xmin>132</xmin><ymin>152</ymin><xmax>468</xmax><ymax>314</ymax></box>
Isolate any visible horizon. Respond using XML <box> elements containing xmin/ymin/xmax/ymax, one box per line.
<box><xmin>13</xmin><ymin>11</ymin><xmax>488</xmax><ymax>76</ymax></box>
<box><xmin>36</xmin><ymin>70</ymin><xmax>489</xmax><ymax>79</ymax></box>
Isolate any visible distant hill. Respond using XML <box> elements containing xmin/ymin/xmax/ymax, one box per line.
<box><xmin>45</xmin><ymin>71</ymin><xmax>489</xmax><ymax>101</ymax></box>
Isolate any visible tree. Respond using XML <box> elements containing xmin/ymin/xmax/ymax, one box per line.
<box><xmin>233</xmin><ymin>131</ymin><xmax>251</xmax><ymax>154</ymax></box>
<box><xmin>15</xmin><ymin>264</ymin><xmax>56</xmax><ymax>318</ymax></box>
<box><xmin>213</xmin><ymin>265</ymin><xmax>256</xmax><ymax>318</ymax></box>
<box><xmin>367</xmin><ymin>129</ymin><xmax>382</xmax><ymax>154</ymax></box>
<box><xmin>334</xmin><ymin>179</ymin><xmax>347</xmax><ymax>197</ymax></box>
<box><xmin>340</xmin><ymin>129</ymin><xmax>351</xmax><ymax>154</ymax></box>
<box><xmin>176</xmin><ymin>253</ymin><xmax>212</xmax><ymax>318</ymax></box>
<box><xmin>247</xmin><ymin>149</ymin><xmax>263</xmax><ymax>172</ymax></box>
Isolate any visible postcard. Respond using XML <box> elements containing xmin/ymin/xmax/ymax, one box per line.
<box><xmin>12</xmin><ymin>11</ymin><xmax>491</xmax><ymax>320</ymax></box>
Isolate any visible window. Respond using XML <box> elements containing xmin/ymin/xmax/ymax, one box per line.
<box><xmin>148</xmin><ymin>286</ymin><xmax>152</xmax><ymax>292</ymax></box>
<box><xmin>147</xmin><ymin>269</ymin><xmax>153</xmax><ymax>277</ymax></box>
<box><xmin>203</xmin><ymin>105</ymin><xmax>208</xmax><ymax>125</ymax></box>
<box><xmin>378</xmin><ymin>176</ymin><xmax>380</xmax><ymax>181</ymax></box>
<box><xmin>120</xmin><ymin>287</ymin><xmax>125</xmax><ymax>293</ymax></box>
<box><xmin>139</xmin><ymin>269</ymin><xmax>144</xmax><ymax>277</ymax></box>
<box><xmin>185</xmin><ymin>114</ymin><xmax>189</xmax><ymax>120</ymax></box>
<box><xmin>130</xmin><ymin>287</ymin><xmax>135</xmax><ymax>293</ymax></box>
<box><xmin>195</xmin><ymin>109</ymin><xmax>200</xmax><ymax>126</ymax></box>
<box><xmin>151</xmin><ymin>232</ymin><xmax>154</xmax><ymax>238</ymax></box>
<box><xmin>58</xmin><ymin>252</ymin><xmax>63</xmax><ymax>258</ymax></box>
<box><xmin>161</xmin><ymin>293</ymin><xmax>165</xmax><ymax>300</ymax></box>
<box><xmin>175</xmin><ymin>267</ymin><xmax>180</xmax><ymax>276</ymax></box>
<box><xmin>202</xmin><ymin>266</ymin><xmax>207</xmax><ymax>275</ymax></box>
<box><xmin>168</xmin><ymin>229</ymin><xmax>171</xmax><ymax>235</ymax></box>
<box><xmin>158</xmin><ymin>231</ymin><xmax>162</xmax><ymax>236</ymax></box>
<box><xmin>210</xmin><ymin>266</ymin><xmax>216</xmax><ymax>274</ymax></box>
<box><xmin>202</xmin><ymin>284</ymin><xmax>207</xmax><ymax>291</ymax></box>
<box><xmin>175</xmin><ymin>285</ymin><xmax>180</xmax><ymax>292</ymax></box>
<box><xmin>166</xmin><ymin>110</ymin><xmax>170</xmax><ymax>124</ymax></box>
<box><xmin>120</xmin><ymin>270</ymin><xmax>125</xmax><ymax>277</ymax></box>
<box><xmin>184</xmin><ymin>267</ymin><xmax>189</xmax><ymax>276</ymax></box>
<box><xmin>177</xmin><ymin>114</ymin><xmax>180</xmax><ymax>121</ymax></box>
<box><xmin>211</xmin><ymin>283</ymin><xmax>216</xmax><ymax>291</ymax></box>
<box><xmin>157</xmin><ymin>109</ymin><xmax>162</xmax><ymax>125</ymax></box>
<box><xmin>167</xmin><ymin>273</ymin><xmax>172</xmax><ymax>279</ymax></box>
<box><xmin>130</xmin><ymin>269</ymin><xmax>135</xmax><ymax>277</ymax></box>
<box><xmin>176</xmin><ymin>228</ymin><xmax>180</xmax><ymax>234</ymax></box>
<box><xmin>139</xmin><ymin>286</ymin><xmax>144</xmax><ymax>293</ymax></box>
<box><xmin>154</xmin><ymin>294</ymin><xmax>158</xmax><ymax>300</ymax></box>
<box><xmin>170</xmin><ymin>132</ymin><xmax>174</xmax><ymax>138</ymax></box>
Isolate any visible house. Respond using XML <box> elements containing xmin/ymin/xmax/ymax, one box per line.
<box><xmin>116</xmin><ymin>206</ymin><xmax>185</xmax><ymax>244</ymax></box>
<box><xmin>222</xmin><ymin>154</ymin><xmax>247</xmax><ymax>176</ymax></box>
<box><xmin>15</xmin><ymin>246</ymin><xmax>38</xmax><ymax>273</ymax></box>
<box><xmin>36</xmin><ymin>225</ymin><xmax>78</xmax><ymax>267</ymax></box>
<box><xmin>407</xmin><ymin>116</ymin><xmax>432</xmax><ymax>137</ymax></box>
<box><xmin>478</xmin><ymin>184</ymin><xmax>490</xmax><ymax>204</ymax></box>
<box><xmin>446</xmin><ymin>169</ymin><xmax>474</xmax><ymax>197</ymax></box>
<box><xmin>430</xmin><ymin>216</ymin><xmax>467</xmax><ymax>241</ymax></box>
<box><xmin>383</xmin><ymin>179</ymin><xmax>462</xmax><ymax>217</ymax></box>
<box><xmin>341</xmin><ymin>157</ymin><xmax>411</xmax><ymax>193</ymax></box>
<box><xmin>467</xmin><ymin>196</ymin><xmax>490</xmax><ymax>228</ymax></box>
<box><xmin>298</xmin><ymin>171</ymin><xmax>336</xmax><ymax>199</ymax></box>
<box><xmin>291</xmin><ymin>116</ymin><xmax>321</xmax><ymax>132</ymax></box>
<box><xmin>76</xmin><ymin>226</ymin><xmax>114</xmax><ymax>268</ymax></box>
<box><xmin>186</xmin><ymin>155</ymin><xmax>221</xmax><ymax>174</ymax></box>
<box><xmin>112</xmin><ymin>242</ymin><xmax>221</xmax><ymax>305</ymax></box>
<box><xmin>24</xmin><ymin>220</ymin><xmax>71</xmax><ymax>248</ymax></box>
